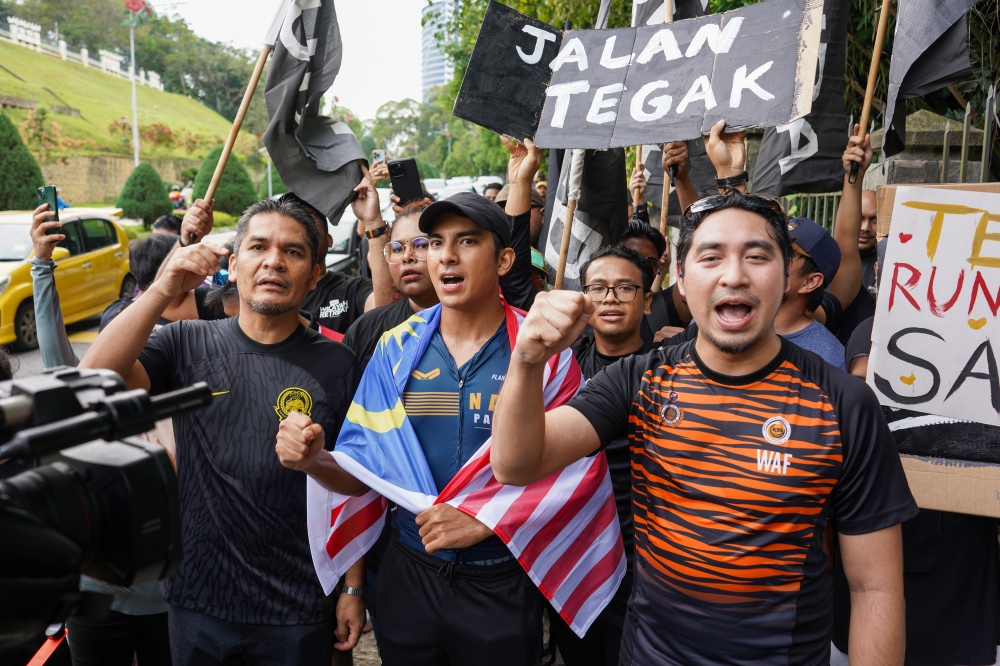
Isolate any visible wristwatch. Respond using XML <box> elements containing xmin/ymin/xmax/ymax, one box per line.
<box><xmin>364</xmin><ymin>224</ymin><xmax>388</xmax><ymax>239</ymax></box>
<box><xmin>342</xmin><ymin>585</ymin><xmax>366</xmax><ymax>598</ymax></box>
<box><xmin>716</xmin><ymin>171</ymin><xmax>749</xmax><ymax>189</ymax></box>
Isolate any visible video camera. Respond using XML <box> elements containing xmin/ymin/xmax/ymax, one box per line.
<box><xmin>0</xmin><ymin>367</ymin><xmax>212</xmax><ymax>654</ymax></box>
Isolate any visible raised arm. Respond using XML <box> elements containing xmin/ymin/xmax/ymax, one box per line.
<box><xmin>703</xmin><ymin>119</ymin><xmax>748</xmax><ymax>193</ymax></box>
<box><xmin>499</xmin><ymin>135</ymin><xmax>542</xmax><ymax>309</ymax></box>
<box><xmin>29</xmin><ymin>204</ymin><xmax>78</xmax><ymax>368</ymax></box>
<box><xmin>80</xmin><ymin>243</ymin><xmax>228</xmax><ymax>389</ymax></box>
<box><xmin>352</xmin><ymin>165</ymin><xmax>393</xmax><ymax>309</ymax></box>
<box><xmin>825</xmin><ymin>127</ymin><xmax>873</xmax><ymax>312</ymax></box>
<box><xmin>492</xmin><ymin>291</ymin><xmax>601</xmax><ymax>486</ymax></box>
<box><xmin>663</xmin><ymin>141</ymin><xmax>699</xmax><ymax>212</ymax></box>
<box><xmin>839</xmin><ymin>524</ymin><xmax>906</xmax><ymax>666</ymax></box>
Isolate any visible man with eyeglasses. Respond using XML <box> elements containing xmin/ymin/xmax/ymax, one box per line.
<box><xmin>547</xmin><ymin>244</ymin><xmax>655</xmax><ymax>666</ymax></box>
<box><xmin>491</xmin><ymin>183</ymin><xmax>917</xmax><ymax>665</ymax></box>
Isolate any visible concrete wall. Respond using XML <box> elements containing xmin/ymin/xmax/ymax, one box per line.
<box><xmin>41</xmin><ymin>155</ymin><xmax>201</xmax><ymax>204</ymax></box>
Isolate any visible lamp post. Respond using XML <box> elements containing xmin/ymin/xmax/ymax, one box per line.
<box><xmin>128</xmin><ymin>10</ymin><xmax>140</xmax><ymax>167</ymax></box>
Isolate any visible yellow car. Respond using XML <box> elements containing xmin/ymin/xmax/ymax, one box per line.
<box><xmin>0</xmin><ymin>208</ymin><xmax>134</xmax><ymax>350</ymax></box>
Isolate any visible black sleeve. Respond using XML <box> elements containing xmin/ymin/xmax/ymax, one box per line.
<box><xmin>350</xmin><ymin>276</ymin><xmax>373</xmax><ymax>313</ymax></box>
<box><xmin>138</xmin><ymin>321</ymin><xmax>185</xmax><ymax>395</ymax></box>
<box><xmin>659</xmin><ymin>322</ymin><xmax>698</xmax><ymax>348</ymax></box>
<box><xmin>821</xmin><ymin>290</ymin><xmax>844</xmax><ymax>334</ymax></box>
<box><xmin>566</xmin><ymin>355</ymin><xmax>642</xmax><ymax>447</ymax></box>
<box><xmin>831</xmin><ymin>377</ymin><xmax>919</xmax><ymax>535</ymax></box>
<box><xmin>500</xmin><ymin>211</ymin><xmax>540</xmax><ymax>310</ymax></box>
<box><xmin>634</xmin><ymin>203</ymin><xmax>650</xmax><ymax>226</ymax></box>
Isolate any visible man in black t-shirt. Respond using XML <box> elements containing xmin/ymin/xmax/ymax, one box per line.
<box><xmin>859</xmin><ymin>190</ymin><xmax>879</xmax><ymax>296</ymax></box>
<box><xmin>81</xmin><ymin>196</ymin><xmax>369</xmax><ymax>664</ymax></box>
<box><xmin>492</xmin><ymin>190</ymin><xmax>917</xmax><ymax>666</ymax></box>
<box><xmin>550</xmin><ymin>245</ymin><xmax>655</xmax><ymax>666</ymax></box>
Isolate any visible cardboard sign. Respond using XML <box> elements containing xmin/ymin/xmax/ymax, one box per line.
<box><xmin>868</xmin><ymin>186</ymin><xmax>1000</xmax><ymax>427</ymax></box>
<box><xmin>453</xmin><ymin>0</ymin><xmax>823</xmax><ymax>148</ymax></box>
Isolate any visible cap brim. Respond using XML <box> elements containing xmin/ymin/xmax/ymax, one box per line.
<box><xmin>418</xmin><ymin>200</ymin><xmax>471</xmax><ymax>233</ymax></box>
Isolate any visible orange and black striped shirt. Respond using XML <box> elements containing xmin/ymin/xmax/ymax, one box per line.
<box><xmin>568</xmin><ymin>337</ymin><xmax>917</xmax><ymax>665</ymax></box>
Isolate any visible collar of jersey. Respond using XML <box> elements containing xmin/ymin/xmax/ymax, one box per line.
<box><xmin>229</xmin><ymin>315</ymin><xmax>308</xmax><ymax>353</ymax></box>
<box><xmin>689</xmin><ymin>336</ymin><xmax>790</xmax><ymax>387</ymax></box>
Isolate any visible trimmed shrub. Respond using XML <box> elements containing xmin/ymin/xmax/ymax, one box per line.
<box><xmin>192</xmin><ymin>145</ymin><xmax>257</xmax><ymax>215</ymax></box>
<box><xmin>0</xmin><ymin>111</ymin><xmax>45</xmax><ymax>211</ymax></box>
<box><xmin>116</xmin><ymin>162</ymin><xmax>174</xmax><ymax>229</ymax></box>
<box><xmin>257</xmin><ymin>160</ymin><xmax>289</xmax><ymax>199</ymax></box>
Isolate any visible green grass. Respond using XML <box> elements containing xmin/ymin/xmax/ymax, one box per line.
<box><xmin>122</xmin><ymin>210</ymin><xmax>236</xmax><ymax>241</ymax></box>
<box><xmin>0</xmin><ymin>39</ymin><xmax>239</xmax><ymax>160</ymax></box>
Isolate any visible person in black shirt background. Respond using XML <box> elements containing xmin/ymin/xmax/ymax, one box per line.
<box><xmin>80</xmin><ymin>196</ymin><xmax>366</xmax><ymax>665</ymax></box>
<box><xmin>549</xmin><ymin>244</ymin><xmax>655</xmax><ymax>666</ymax></box>
<box><xmin>859</xmin><ymin>190</ymin><xmax>879</xmax><ymax>296</ymax></box>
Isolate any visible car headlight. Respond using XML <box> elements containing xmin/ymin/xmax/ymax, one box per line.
<box><xmin>0</xmin><ymin>275</ymin><xmax>10</xmax><ymax>296</ymax></box>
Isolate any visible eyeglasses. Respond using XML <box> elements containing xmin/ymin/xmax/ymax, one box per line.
<box><xmin>684</xmin><ymin>193</ymin><xmax>784</xmax><ymax>217</ymax></box>
<box><xmin>582</xmin><ymin>284</ymin><xmax>643</xmax><ymax>303</ymax></box>
<box><xmin>212</xmin><ymin>269</ymin><xmax>229</xmax><ymax>287</ymax></box>
<box><xmin>383</xmin><ymin>237</ymin><xmax>429</xmax><ymax>264</ymax></box>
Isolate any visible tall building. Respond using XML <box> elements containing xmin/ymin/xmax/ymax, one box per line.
<box><xmin>421</xmin><ymin>0</ymin><xmax>454</xmax><ymax>101</ymax></box>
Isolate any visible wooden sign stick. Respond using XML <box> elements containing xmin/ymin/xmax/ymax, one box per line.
<box><xmin>850</xmin><ymin>0</ymin><xmax>892</xmax><ymax>184</ymax></box>
<box><xmin>555</xmin><ymin>149</ymin><xmax>585</xmax><ymax>289</ymax></box>
<box><xmin>632</xmin><ymin>145</ymin><xmax>644</xmax><ymax>209</ymax></box>
<box><xmin>192</xmin><ymin>44</ymin><xmax>272</xmax><ymax>242</ymax></box>
<box><xmin>659</xmin><ymin>0</ymin><xmax>675</xmax><ymax>237</ymax></box>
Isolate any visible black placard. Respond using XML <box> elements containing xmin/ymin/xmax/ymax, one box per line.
<box><xmin>454</xmin><ymin>0</ymin><xmax>824</xmax><ymax>149</ymax></box>
<box><xmin>452</xmin><ymin>1</ymin><xmax>562</xmax><ymax>142</ymax></box>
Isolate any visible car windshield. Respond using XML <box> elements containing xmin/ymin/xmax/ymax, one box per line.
<box><xmin>0</xmin><ymin>225</ymin><xmax>32</xmax><ymax>261</ymax></box>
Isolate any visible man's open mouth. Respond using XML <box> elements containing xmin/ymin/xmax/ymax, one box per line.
<box><xmin>714</xmin><ymin>298</ymin><xmax>754</xmax><ymax>329</ymax></box>
<box><xmin>257</xmin><ymin>275</ymin><xmax>289</xmax><ymax>289</ymax></box>
<box><xmin>440</xmin><ymin>273</ymin><xmax>465</xmax><ymax>290</ymax></box>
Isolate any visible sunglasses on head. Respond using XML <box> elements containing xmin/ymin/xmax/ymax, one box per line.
<box><xmin>684</xmin><ymin>193</ymin><xmax>784</xmax><ymax>217</ymax></box>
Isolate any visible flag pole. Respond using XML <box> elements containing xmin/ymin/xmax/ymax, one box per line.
<box><xmin>632</xmin><ymin>145</ymin><xmax>644</xmax><ymax>209</ymax></box>
<box><xmin>659</xmin><ymin>0</ymin><xmax>675</xmax><ymax>237</ymax></box>
<box><xmin>850</xmin><ymin>0</ymin><xmax>893</xmax><ymax>184</ymax></box>
<box><xmin>205</xmin><ymin>45</ymin><xmax>272</xmax><ymax>203</ymax></box>
<box><xmin>555</xmin><ymin>149</ymin><xmax>585</xmax><ymax>290</ymax></box>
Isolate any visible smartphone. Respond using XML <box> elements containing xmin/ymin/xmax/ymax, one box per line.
<box><xmin>372</xmin><ymin>149</ymin><xmax>386</xmax><ymax>165</ymax></box>
<box><xmin>388</xmin><ymin>158</ymin><xmax>424</xmax><ymax>205</ymax></box>
<box><xmin>37</xmin><ymin>185</ymin><xmax>59</xmax><ymax>232</ymax></box>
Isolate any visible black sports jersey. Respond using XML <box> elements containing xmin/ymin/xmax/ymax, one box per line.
<box><xmin>861</xmin><ymin>249</ymin><xmax>877</xmax><ymax>297</ymax></box>
<box><xmin>567</xmin><ymin>338</ymin><xmax>917</xmax><ymax>665</ymax></box>
<box><xmin>139</xmin><ymin>317</ymin><xmax>356</xmax><ymax>625</ymax></box>
<box><xmin>342</xmin><ymin>298</ymin><xmax>417</xmax><ymax>371</ymax></box>
<box><xmin>571</xmin><ymin>335</ymin><xmax>653</xmax><ymax>628</ymax></box>
<box><xmin>301</xmin><ymin>271</ymin><xmax>373</xmax><ymax>334</ymax></box>
<box><xmin>822</xmin><ymin>287</ymin><xmax>875</xmax><ymax>347</ymax></box>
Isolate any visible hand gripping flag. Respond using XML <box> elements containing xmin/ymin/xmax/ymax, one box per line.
<box><xmin>306</xmin><ymin>300</ymin><xmax>626</xmax><ymax>637</ymax></box>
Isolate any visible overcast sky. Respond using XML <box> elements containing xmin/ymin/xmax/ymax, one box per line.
<box><xmin>151</xmin><ymin>0</ymin><xmax>425</xmax><ymax>121</ymax></box>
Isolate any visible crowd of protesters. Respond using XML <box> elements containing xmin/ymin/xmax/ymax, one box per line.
<box><xmin>1</xmin><ymin>117</ymin><xmax>997</xmax><ymax>666</ymax></box>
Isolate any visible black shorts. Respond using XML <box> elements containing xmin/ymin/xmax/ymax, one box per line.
<box><xmin>375</xmin><ymin>537</ymin><xmax>543</xmax><ymax>666</ymax></box>
<box><xmin>167</xmin><ymin>605</ymin><xmax>334</xmax><ymax>666</ymax></box>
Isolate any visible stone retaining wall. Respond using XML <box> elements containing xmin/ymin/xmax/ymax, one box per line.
<box><xmin>41</xmin><ymin>155</ymin><xmax>201</xmax><ymax>204</ymax></box>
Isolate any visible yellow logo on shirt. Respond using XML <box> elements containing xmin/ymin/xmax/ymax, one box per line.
<box><xmin>411</xmin><ymin>368</ymin><xmax>441</xmax><ymax>380</ymax></box>
<box><xmin>274</xmin><ymin>387</ymin><xmax>313</xmax><ymax>420</ymax></box>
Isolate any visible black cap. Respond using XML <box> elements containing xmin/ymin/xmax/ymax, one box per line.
<box><xmin>418</xmin><ymin>192</ymin><xmax>511</xmax><ymax>248</ymax></box>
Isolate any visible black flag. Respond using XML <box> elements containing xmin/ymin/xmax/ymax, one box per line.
<box><xmin>753</xmin><ymin>0</ymin><xmax>849</xmax><ymax>196</ymax></box>
<box><xmin>632</xmin><ymin>0</ymin><xmax>709</xmax><ymax>25</ymax></box>
<box><xmin>882</xmin><ymin>0</ymin><xmax>976</xmax><ymax>157</ymax></box>
<box><xmin>263</xmin><ymin>0</ymin><xmax>365</xmax><ymax>223</ymax></box>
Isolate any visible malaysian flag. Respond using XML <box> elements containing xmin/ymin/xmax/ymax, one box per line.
<box><xmin>306</xmin><ymin>300</ymin><xmax>626</xmax><ymax>636</ymax></box>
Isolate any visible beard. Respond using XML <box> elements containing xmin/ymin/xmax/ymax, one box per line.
<box><xmin>246</xmin><ymin>299</ymin><xmax>295</xmax><ymax>315</ymax></box>
<box><xmin>701</xmin><ymin>326</ymin><xmax>769</xmax><ymax>355</ymax></box>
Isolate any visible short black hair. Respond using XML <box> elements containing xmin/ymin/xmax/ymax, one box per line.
<box><xmin>278</xmin><ymin>192</ymin><xmax>328</xmax><ymax>236</ymax></box>
<box><xmin>130</xmin><ymin>233</ymin><xmax>177</xmax><ymax>291</ymax></box>
<box><xmin>152</xmin><ymin>214</ymin><xmax>182</xmax><ymax>233</ymax></box>
<box><xmin>619</xmin><ymin>219</ymin><xmax>667</xmax><ymax>260</ymax></box>
<box><xmin>0</xmin><ymin>347</ymin><xmax>13</xmax><ymax>381</ymax></box>
<box><xmin>390</xmin><ymin>201</ymin><xmax>432</xmax><ymax>241</ymax></box>
<box><xmin>580</xmin><ymin>245</ymin><xmax>655</xmax><ymax>291</ymax></box>
<box><xmin>233</xmin><ymin>197</ymin><xmax>321</xmax><ymax>265</ymax></box>
<box><xmin>797</xmin><ymin>253</ymin><xmax>825</xmax><ymax>313</ymax></box>
<box><xmin>483</xmin><ymin>183</ymin><xmax>502</xmax><ymax>194</ymax></box>
<box><xmin>205</xmin><ymin>242</ymin><xmax>237</xmax><ymax>316</ymax></box>
<box><xmin>677</xmin><ymin>190</ymin><xmax>792</xmax><ymax>270</ymax></box>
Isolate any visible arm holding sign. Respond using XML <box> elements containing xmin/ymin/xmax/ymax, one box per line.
<box><xmin>823</xmin><ymin>128</ymin><xmax>874</xmax><ymax>319</ymax></box>
<box><xmin>664</xmin><ymin>142</ymin><xmax>699</xmax><ymax>213</ymax></box>
<box><xmin>703</xmin><ymin>120</ymin><xmax>748</xmax><ymax>193</ymax></box>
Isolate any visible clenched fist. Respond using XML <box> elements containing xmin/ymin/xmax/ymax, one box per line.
<box><xmin>275</xmin><ymin>411</ymin><xmax>326</xmax><ymax>472</ymax></box>
<box><xmin>416</xmin><ymin>504</ymin><xmax>494</xmax><ymax>554</ymax></box>
<box><xmin>514</xmin><ymin>290</ymin><xmax>593</xmax><ymax>365</ymax></box>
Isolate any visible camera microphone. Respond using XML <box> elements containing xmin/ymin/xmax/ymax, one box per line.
<box><xmin>0</xmin><ymin>383</ymin><xmax>212</xmax><ymax>461</ymax></box>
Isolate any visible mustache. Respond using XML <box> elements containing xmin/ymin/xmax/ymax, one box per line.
<box><xmin>710</xmin><ymin>289</ymin><xmax>761</xmax><ymax>307</ymax></box>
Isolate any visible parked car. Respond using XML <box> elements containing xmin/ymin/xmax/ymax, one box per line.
<box><xmin>0</xmin><ymin>208</ymin><xmax>133</xmax><ymax>350</ymax></box>
<box><xmin>437</xmin><ymin>184</ymin><xmax>477</xmax><ymax>200</ymax></box>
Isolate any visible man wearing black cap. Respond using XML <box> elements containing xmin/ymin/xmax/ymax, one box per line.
<box><xmin>775</xmin><ymin>216</ymin><xmax>847</xmax><ymax>370</ymax></box>
<box><xmin>367</xmin><ymin>190</ymin><xmax>545</xmax><ymax>664</ymax></box>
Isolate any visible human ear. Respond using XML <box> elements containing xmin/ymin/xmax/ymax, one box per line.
<box><xmin>497</xmin><ymin>247</ymin><xmax>516</xmax><ymax>276</ymax></box>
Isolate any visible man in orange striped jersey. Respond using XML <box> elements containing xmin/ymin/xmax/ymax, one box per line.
<box><xmin>493</xmin><ymin>189</ymin><xmax>917</xmax><ymax>666</ymax></box>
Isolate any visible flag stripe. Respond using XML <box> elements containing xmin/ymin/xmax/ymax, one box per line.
<box><xmin>325</xmin><ymin>495</ymin><xmax>388</xmax><ymax>558</ymax></box>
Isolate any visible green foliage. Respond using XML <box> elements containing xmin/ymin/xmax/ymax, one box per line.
<box><xmin>0</xmin><ymin>111</ymin><xmax>45</xmax><ymax>211</ymax></box>
<box><xmin>257</xmin><ymin>161</ymin><xmax>289</xmax><ymax>199</ymax></box>
<box><xmin>192</xmin><ymin>145</ymin><xmax>257</xmax><ymax>216</ymax></box>
<box><xmin>213</xmin><ymin>211</ymin><xmax>237</xmax><ymax>228</ymax></box>
<box><xmin>116</xmin><ymin>162</ymin><xmax>173</xmax><ymax>229</ymax></box>
<box><xmin>180</xmin><ymin>167</ymin><xmax>199</xmax><ymax>182</ymax></box>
